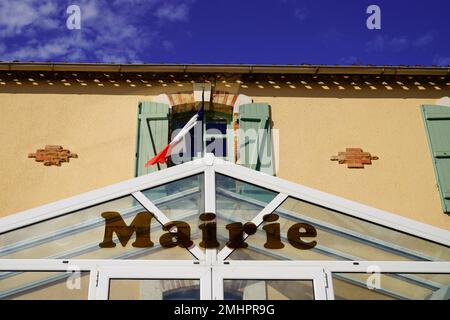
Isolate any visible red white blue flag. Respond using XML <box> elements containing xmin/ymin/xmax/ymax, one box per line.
<box><xmin>145</xmin><ymin>105</ymin><xmax>204</xmax><ymax>167</ymax></box>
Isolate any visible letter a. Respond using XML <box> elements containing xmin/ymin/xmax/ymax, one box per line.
<box><xmin>366</xmin><ymin>5</ymin><xmax>381</xmax><ymax>30</ymax></box>
<box><xmin>66</xmin><ymin>5</ymin><xmax>81</xmax><ymax>30</ymax></box>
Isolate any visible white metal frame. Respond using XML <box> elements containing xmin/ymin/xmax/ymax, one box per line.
<box><xmin>0</xmin><ymin>259</ymin><xmax>209</xmax><ymax>300</ymax></box>
<box><xmin>96</xmin><ymin>264</ymin><xmax>211</xmax><ymax>300</ymax></box>
<box><xmin>1</xmin><ymin>260</ymin><xmax>449</xmax><ymax>300</ymax></box>
<box><xmin>1</xmin><ymin>154</ymin><xmax>449</xmax><ymax>300</ymax></box>
<box><xmin>0</xmin><ymin>159</ymin><xmax>206</xmax><ymax>233</ymax></box>
<box><xmin>212</xmin><ymin>260</ymin><xmax>450</xmax><ymax>300</ymax></box>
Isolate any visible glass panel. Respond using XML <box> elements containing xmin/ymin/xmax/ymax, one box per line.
<box><xmin>228</xmin><ymin>196</ymin><xmax>450</xmax><ymax>261</ymax></box>
<box><xmin>0</xmin><ymin>271</ymin><xmax>89</xmax><ymax>300</ymax></box>
<box><xmin>142</xmin><ymin>174</ymin><xmax>204</xmax><ymax>222</ymax></box>
<box><xmin>109</xmin><ymin>279</ymin><xmax>200</xmax><ymax>300</ymax></box>
<box><xmin>216</xmin><ymin>174</ymin><xmax>278</xmax><ymax>250</ymax></box>
<box><xmin>228</xmin><ymin>248</ymin><xmax>279</xmax><ymax>261</ymax></box>
<box><xmin>332</xmin><ymin>273</ymin><xmax>450</xmax><ymax>300</ymax></box>
<box><xmin>223</xmin><ymin>279</ymin><xmax>314</xmax><ymax>300</ymax></box>
<box><xmin>142</xmin><ymin>174</ymin><xmax>204</xmax><ymax>253</ymax></box>
<box><xmin>205</xmin><ymin>113</ymin><xmax>229</xmax><ymax>158</ymax></box>
<box><xmin>0</xmin><ymin>194</ymin><xmax>195</xmax><ymax>260</ymax></box>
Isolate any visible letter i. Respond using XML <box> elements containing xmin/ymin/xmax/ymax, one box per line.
<box><xmin>225</xmin><ymin>222</ymin><xmax>257</xmax><ymax>249</ymax></box>
<box><xmin>262</xmin><ymin>213</ymin><xmax>284</xmax><ymax>249</ymax></box>
<box><xmin>199</xmin><ymin>213</ymin><xmax>220</xmax><ymax>249</ymax></box>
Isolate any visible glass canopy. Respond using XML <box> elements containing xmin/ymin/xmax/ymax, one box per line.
<box><xmin>0</xmin><ymin>155</ymin><xmax>449</xmax><ymax>300</ymax></box>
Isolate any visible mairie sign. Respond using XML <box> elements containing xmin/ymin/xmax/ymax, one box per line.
<box><xmin>99</xmin><ymin>212</ymin><xmax>317</xmax><ymax>250</ymax></box>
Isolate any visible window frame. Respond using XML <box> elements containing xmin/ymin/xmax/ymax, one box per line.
<box><xmin>171</xmin><ymin>110</ymin><xmax>234</xmax><ymax>163</ymax></box>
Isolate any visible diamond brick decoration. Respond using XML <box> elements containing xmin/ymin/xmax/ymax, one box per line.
<box><xmin>28</xmin><ymin>145</ymin><xmax>78</xmax><ymax>166</ymax></box>
<box><xmin>330</xmin><ymin>148</ymin><xmax>378</xmax><ymax>168</ymax></box>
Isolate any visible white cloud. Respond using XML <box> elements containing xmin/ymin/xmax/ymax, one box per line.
<box><xmin>78</xmin><ymin>0</ymin><xmax>99</xmax><ymax>21</ymax></box>
<box><xmin>366</xmin><ymin>32</ymin><xmax>437</xmax><ymax>53</ymax></box>
<box><xmin>366</xmin><ymin>35</ymin><xmax>386</xmax><ymax>52</ymax></box>
<box><xmin>293</xmin><ymin>8</ymin><xmax>308</xmax><ymax>21</ymax></box>
<box><xmin>162</xmin><ymin>40</ymin><xmax>175</xmax><ymax>52</ymax></box>
<box><xmin>413</xmin><ymin>32</ymin><xmax>435</xmax><ymax>47</ymax></box>
<box><xmin>38</xmin><ymin>0</ymin><xmax>57</xmax><ymax>15</ymax></box>
<box><xmin>40</xmin><ymin>17</ymin><xmax>60</xmax><ymax>29</ymax></box>
<box><xmin>389</xmin><ymin>36</ymin><xmax>408</xmax><ymax>51</ymax></box>
<box><xmin>155</xmin><ymin>3</ymin><xmax>189</xmax><ymax>22</ymax></box>
<box><xmin>112</xmin><ymin>0</ymin><xmax>159</xmax><ymax>4</ymax></box>
<box><xmin>434</xmin><ymin>56</ymin><xmax>450</xmax><ymax>66</ymax></box>
<box><xmin>0</xmin><ymin>0</ymin><xmax>194</xmax><ymax>63</ymax></box>
<box><xmin>0</xmin><ymin>1</ymin><xmax>40</xmax><ymax>36</ymax></box>
<box><xmin>0</xmin><ymin>0</ymin><xmax>61</xmax><ymax>37</ymax></box>
<box><xmin>339</xmin><ymin>56</ymin><xmax>361</xmax><ymax>65</ymax></box>
<box><xmin>366</xmin><ymin>35</ymin><xmax>409</xmax><ymax>52</ymax></box>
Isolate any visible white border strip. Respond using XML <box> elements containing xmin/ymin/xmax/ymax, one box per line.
<box><xmin>0</xmin><ymin>161</ymin><xmax>206</xmax><ymax>233</ymax></box>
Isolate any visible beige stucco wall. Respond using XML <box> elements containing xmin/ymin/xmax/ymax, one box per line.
<box><xmin>0</xmin><ymin>79</ymin><xmax>449</xmax><ymax>232</ymax></box>
<box><xmin>0</xmin><ymin>93</ymin><xmax>141</xmax><ymax>216</ymax></box>
<box><xmin>262</xmin><ymin>96</ymin><xmax>450</xmax><ymax>230</ymax></box>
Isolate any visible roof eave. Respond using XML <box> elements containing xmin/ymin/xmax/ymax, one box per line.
<box><xmin>0</xmin><ymin>62</ymin><xmax>448</xmax><ymax>76</ymax></box>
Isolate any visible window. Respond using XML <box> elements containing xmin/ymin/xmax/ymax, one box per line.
<box><xmin>238</xmin><ymin>103</ymin><xmax>274</xmax><ymax>175</ymax></box>
<box><xmin>171</xmin><ymin>110</ymin><xmax>234</xmax><ymax>163</ymax></box>
<box><xmin>135</xmin><ymin>101</ymin><xmax>275</xmax><ymax>176</ymax></box>
<box><xmin>135</xmin><ymin>101</ymin><xmax>170</xmax><ymax>176</ymax></box>
<box><xmin>422</xmin><ymin>104</ymin><xmax>450</xmax><ymax>213</ymax></box>
<box><xmin>205</xmin><ymin>112</ymin><xmax>232</xmax><ymax>158</ymax></box>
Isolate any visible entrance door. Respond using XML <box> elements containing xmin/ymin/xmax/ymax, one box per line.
<box><xmin>213</xmin><ymin>264</ymin><xmax>328</xmax><ymax>300</ymax></box>
<box><xmin>96</xmin><ymin>264</ymin><xmax>211</xmax><ymax>300</ymax></box>
<box><xmin>95</xmin><ymin>263</ymin><xmax>328</xmax><ymax>300</ymax></box>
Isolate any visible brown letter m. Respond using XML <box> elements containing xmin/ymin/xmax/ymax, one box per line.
<box><xmin>99</xmin><ymin>211</ymin><xmax>154</xmax><ymax>248</ymax></box>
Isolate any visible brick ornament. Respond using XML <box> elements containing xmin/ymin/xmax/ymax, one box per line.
<box><xmin>331</xmin><ymin>148</ymin><xmax>378</xmax><ymax>168</ymax></box>
<box><xmin>28</xmin><ymin>145</ymin><xmax>78</xmax><ymax>166</ymax></box>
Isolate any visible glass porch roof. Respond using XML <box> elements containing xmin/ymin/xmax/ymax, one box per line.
<box><xmin>0</xmin><ymin>154</ymin><xmax>448</xmax><ymax>263</ymax></box>
<box><xmin>0</xmin><ymin>155</ymin><xmax>449</xmax><ymax>300</ymax></box>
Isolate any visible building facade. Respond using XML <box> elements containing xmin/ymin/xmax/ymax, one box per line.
<box><xmin>0</xmin><ymin>63</ymin><xmax>449</xmax><ymax>300</ymax></box>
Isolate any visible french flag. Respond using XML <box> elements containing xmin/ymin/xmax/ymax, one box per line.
<box><xmin>145</xmin><ymin>105</ymin><xmax>204</xmax><ymax>167</ymax></box>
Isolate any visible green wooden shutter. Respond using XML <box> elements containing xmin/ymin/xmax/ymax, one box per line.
<box><xmin>238</xmin><ymin>103</ymin><xmax>274</xmax><ymax>175</ymax></box>
<box><xmin>135</xmin><ymin>101</ymin><xmax>170</xmax><ymax>176</ymax></box>
<box><xmin>422</xmin><ymin>104</ymin><xmax>450</xmax><ymax>213</ymax></box>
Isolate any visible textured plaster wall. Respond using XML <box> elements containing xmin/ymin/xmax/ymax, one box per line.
<box><xmin>0</xmin><ymin>81</ymin><xmax>449</xmax><ymax>231</ymax></box>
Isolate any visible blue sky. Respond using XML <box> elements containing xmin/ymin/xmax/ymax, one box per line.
<box><xmin>0</xmin><ymin>0</ymin><xmax>449</xmax><ymax>65</ymax></box>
